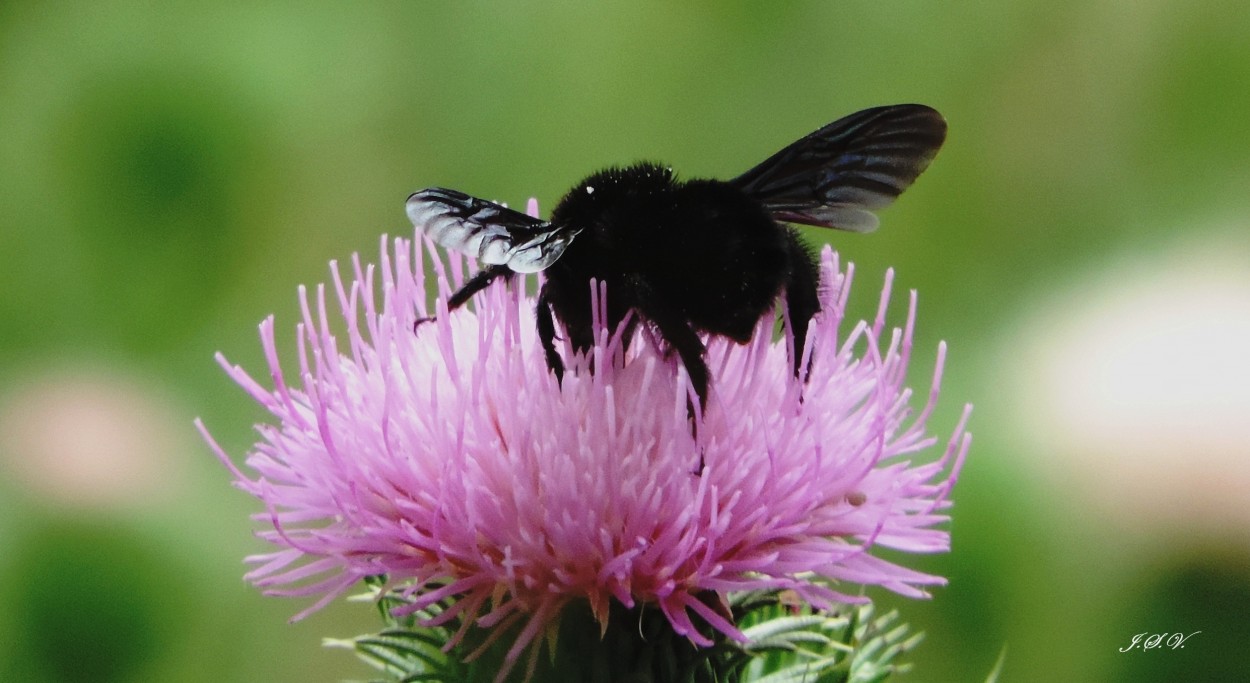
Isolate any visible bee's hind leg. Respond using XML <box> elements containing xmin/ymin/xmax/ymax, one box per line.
<box><xmin>782</xmin><ymin>229</ymin><xmax>820</xmax><ymax>380</ymax></box>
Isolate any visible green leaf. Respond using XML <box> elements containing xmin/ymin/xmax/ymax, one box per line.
<box><xmin>328</xmin><ymin>578</ymin><xmax>927</xmax><ymax>683</ymax></box>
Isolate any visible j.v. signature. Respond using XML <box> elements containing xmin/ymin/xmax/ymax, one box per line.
<box><xmin>1119</xmin><ymin>631</ymin><xmax>1201</xmax><ymax>652</ymax></box>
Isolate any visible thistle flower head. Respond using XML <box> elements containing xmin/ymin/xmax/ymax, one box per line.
<box><xmin>199</xmin><ymin>211</ymin><xmax>969</xmax><ymax>676</ymax></box>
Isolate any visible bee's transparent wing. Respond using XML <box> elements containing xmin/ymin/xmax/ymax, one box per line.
<box><xmin>406</xmin><ymin>188</ymin><xmax>578</xmax><ymax>273</ymax></box>
<box><xmin>731</xmin><ymin>104</ymin><xmax>946</xmax><ymax>233</ymax></box>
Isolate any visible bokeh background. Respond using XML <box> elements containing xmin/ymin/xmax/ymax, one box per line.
<box><xmin>2</xmin><ymin>2</ymin><xmax>1248</xmax><ymax>681</ymax></box>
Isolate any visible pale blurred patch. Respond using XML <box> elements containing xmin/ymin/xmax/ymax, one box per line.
<box><xmin>1007</xmin><ymin>228</ymin><xmax>1250</xmax><ymax>531</ymax></box>
<box><xmin>0</xmin><ymin>366</ymin><xmax>189</xmax><ymax>510</ymax></box>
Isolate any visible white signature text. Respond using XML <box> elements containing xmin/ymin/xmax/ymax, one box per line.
<box><xmin>1119</xmin><ymin>632</ymin><xmax>1201</xmax><ymax>652</ymax></box>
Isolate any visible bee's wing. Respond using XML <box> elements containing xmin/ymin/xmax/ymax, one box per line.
<box><xmin>731</xmin><ymin>104</ymin><xmax>946</xmax><ymax>233</ymax></box>
<box><xmin>406</xmin><ymin>188</ymin><xmax>579</xmax><ymax>273</ymax></box>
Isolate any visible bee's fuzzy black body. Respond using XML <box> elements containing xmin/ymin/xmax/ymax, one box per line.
<box><xmin>407</xmin><ymin>104</ymin><xmax>946</xmax><ymax>410</ymax></box>
<box><xmin>536</xmin><ymin>163</ymin><xmax>817</xmax><ymax>403</ymax></box>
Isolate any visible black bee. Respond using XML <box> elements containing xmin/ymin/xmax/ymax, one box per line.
<box><xmin>406</xmin><ymin>104</ymin><xmax>946</xmax><ymax>410</ymax></box>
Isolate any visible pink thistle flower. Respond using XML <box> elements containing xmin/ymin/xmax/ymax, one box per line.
<box><xmin>198</xmin><ymin>205</ymin><xmax>970</xmax><ymax>677</ymax></box>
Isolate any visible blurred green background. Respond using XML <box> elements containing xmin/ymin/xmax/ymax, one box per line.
<box><xmin>2</xmin><ymin>2</ymin><xmax>1248</xmax><ymax>681</ymax></box>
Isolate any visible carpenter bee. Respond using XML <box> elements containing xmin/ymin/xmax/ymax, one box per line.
<box><xmin>406</xmin><ymin>104</ymin><xmax>946</xmax><ymax>410</ymax></box>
